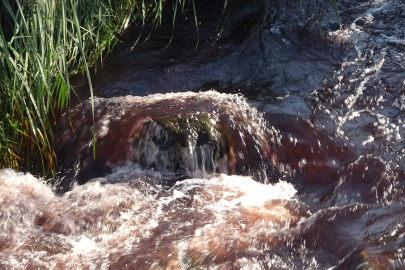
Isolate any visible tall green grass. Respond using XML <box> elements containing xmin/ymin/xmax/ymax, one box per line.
<box><xmin>0</xmin><ymin>0</ymin><xmax>198</xmax><ymax>176</ymax></box>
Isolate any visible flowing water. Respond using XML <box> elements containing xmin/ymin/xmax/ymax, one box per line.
<box><xmin>2</xmin><ymin>91</ymin><xmax>405</xmax><ymax>269</ymax></box>
<box><xmin>2</xmin><ymin>0</ymin><xmax>405</xmax><ymax>269</ymax></box>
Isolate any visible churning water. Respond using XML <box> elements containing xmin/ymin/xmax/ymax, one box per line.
<box><xmin>2</xmin><ymin>91</ymin><xmax>405</xmax><ymax>269</ymax></box>
<box><xmin>3</xmin><ymin>0</ymin><xmax>405</xmax><ymax>269</ymax></box>
<box><xmin>0</xmin><ymin>168</ymin><xmax>301</xmax><ymax>269</ymax></box>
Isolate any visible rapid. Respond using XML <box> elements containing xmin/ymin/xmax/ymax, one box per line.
<box><xmin>2</xmin><ymin>0</ymin><xmax>405</xmax><ymax>269</ymax></box>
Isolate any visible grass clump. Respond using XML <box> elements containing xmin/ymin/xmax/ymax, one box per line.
<box><xmin>0</xmin><ymin>0</ymin><xmax>197</xmax><ymax>176</ymax></box>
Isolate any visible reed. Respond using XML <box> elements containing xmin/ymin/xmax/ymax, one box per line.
<box><xmin>0</xmin><ymin>0</ymin><xmax>198</xmax><ymax>176</ymax></box>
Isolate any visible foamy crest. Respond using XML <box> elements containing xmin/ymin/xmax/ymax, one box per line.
<box><xmin>0</xmin><ymin>168</ymin><xmax>305</xmax><ymax>269</ymax></box>
<box><xmin>54</xmin><ymin>90</ymin><xmax>282</xmax><ymax>192</ymax></box>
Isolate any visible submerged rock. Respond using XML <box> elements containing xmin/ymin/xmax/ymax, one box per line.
<box><xmin>130</xmin><ymin>117</ymin><xmax>225</xmax><ymax>179</ymax></box>
<box><xmin>53</xmin><ymin>92</ymin><xmax>280</xmax><ymax>192</ymax></box>
<box><xmin>153</xmin><ymin>117</ymin><xmax>214</xmax><ymax>148</ymax></box>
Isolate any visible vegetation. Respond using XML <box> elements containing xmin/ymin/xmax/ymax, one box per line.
<box><xmin>316</xmin><ymin>0</ymin><xmax>342</xmax><ymax>37</ymax></box>
<box><xmin>0</xmin><ymin>0</ymin><xmax>198</xmax><ymax>176</ymax></box>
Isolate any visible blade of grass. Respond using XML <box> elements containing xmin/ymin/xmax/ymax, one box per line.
<box><xmin>71</xmin><ymin>1</ymin><xmax>96</xmax><ymax>159</ymax></box>
<box><xmin>331</xmin><ymin>0</ymin><xmax>342</xmax><ymax>30</ymax></box>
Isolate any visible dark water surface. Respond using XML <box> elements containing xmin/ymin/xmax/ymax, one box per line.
<box><xmin>2</xmin><ymin>0</ymin><xmax>405</xmax><ymax>269</ymax></box>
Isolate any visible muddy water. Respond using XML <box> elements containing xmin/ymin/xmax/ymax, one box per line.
<box><xmin>3</xmin><ymin>0</ymin><xmax>405</xmax><ymax>269</ymax></box>
<box><xmin>2</xmin><ymin>91</ymin><xmax>405</xmax><ymax>269</ymax></box>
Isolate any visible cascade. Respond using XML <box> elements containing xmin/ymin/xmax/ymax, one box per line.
<box><xmin>53</xmin><ymin>92</ymin><xmax>280</xmax><ymax>192</ymax></box>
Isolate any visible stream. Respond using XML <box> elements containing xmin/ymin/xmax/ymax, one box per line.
<box><xmin>2</xmin><ymin>0</ymin><xmax>405</xmax><ymax>269</ymax></box>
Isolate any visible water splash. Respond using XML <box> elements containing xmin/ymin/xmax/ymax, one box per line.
<box><xmin>54</xmin><ymin>91</ymin><xmax>281</xmax><ymax>192</ymax></box>
<box><xmin>0</xmin><ymin>168</ymin><xmax>304</xmax><ymax>269</ymax></box>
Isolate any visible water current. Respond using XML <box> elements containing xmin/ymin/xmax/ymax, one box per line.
<box><xmin>2</xmin><ymin>0</ymin><xmax>405</xmax><ymax>269</ymax></box>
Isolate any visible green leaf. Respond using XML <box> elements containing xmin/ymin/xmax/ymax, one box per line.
<box><xmin>43</xmin><ymin>17</ymin><xmax>61</xmax><ymax>21</ymax></box>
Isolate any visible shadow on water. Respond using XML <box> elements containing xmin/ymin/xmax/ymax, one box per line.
<box><xmin>69</xmin><ymin>0</ymin><xmax>344</xmax><ymax>105</ymax></box>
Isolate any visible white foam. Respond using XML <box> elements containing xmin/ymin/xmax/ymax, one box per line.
<box><xmin>0</xmin><ymin>168</ymin><xmax>300</xmax><ymax>269</ymax></box>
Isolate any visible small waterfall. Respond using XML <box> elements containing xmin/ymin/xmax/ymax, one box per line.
<box><xmin>53</xmin><ymin>91</ymin><xmax>280</xmax><ymax>191</ymax></box>
<box><xmin>131</xmin><ymin>118</ymin><xmax>223</xmax><ymax>179</ymax></box>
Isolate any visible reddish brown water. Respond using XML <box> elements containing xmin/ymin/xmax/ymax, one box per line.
<box><xmin>0</xmin><ymin>169</ymin><xmax>300</xmax><ymax>269</ymax></box>
<box><xmin>2</xmin><ymin>91</ymin><xmax>405</xmax><ymax>269</ymax></box>
<box><xmin>4</xmin><ymin>0</ymin><xmax>405</xmax><ymax>267</ymax></box>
